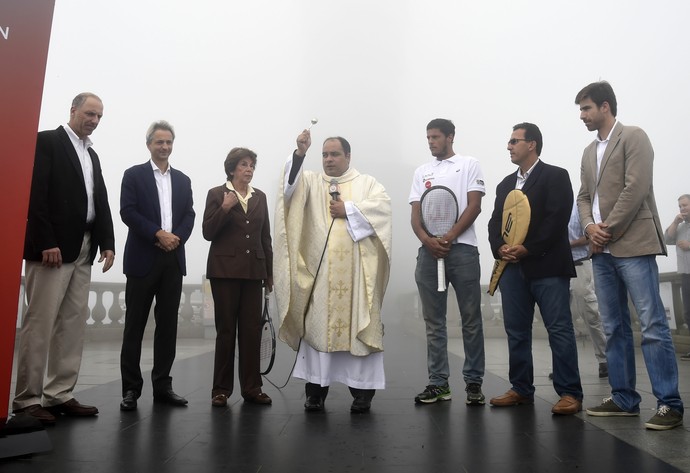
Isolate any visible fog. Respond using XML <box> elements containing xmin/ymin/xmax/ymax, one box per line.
<box><xmin>34</xmin><ymin>0</ymin><xmax>690</xmax><ymax>303</ymax></box>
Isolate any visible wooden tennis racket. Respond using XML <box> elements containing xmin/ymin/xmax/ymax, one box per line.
<box><xmin>419</xmin><ymin>186</ymin><xmax>459</xmax><ymax>292</ymax></box>
<box><xmin>488</xmin><ymin>189</ymin><xmax>531</xmax><ymax>295</ymax></box>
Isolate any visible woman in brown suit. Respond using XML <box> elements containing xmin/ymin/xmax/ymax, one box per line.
<box><xmin>202</xmin><ymin>147</ymin><xmax>273</xmax><ymax>407</ymax></box>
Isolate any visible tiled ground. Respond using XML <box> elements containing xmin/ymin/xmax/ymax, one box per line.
<box><xmin>2</xmin><ymin>314</ymin><xmax>689</xmax><ymax>472</ymax></box>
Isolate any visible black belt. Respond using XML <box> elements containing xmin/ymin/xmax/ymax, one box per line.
<box><xmin>573</xmin><ymin>257</ymin><xmax>589</xmax><ymax>266</ymax></box>
<box><xmin>85</xmin><ymin>221</ymin><xmax>94</xmax><ymax>232</ymax></box>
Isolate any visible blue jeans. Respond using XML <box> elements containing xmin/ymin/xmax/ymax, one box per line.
<box><xmin>415</xmin><ymin>244</ymin><xmax>484</xmax><ymax>386</ymax></box>
<box><xmin>592</xmin><ymin>254</ymin><xmax>683</xmax><ymax>413</ymax></box>
<box><xmin>498</xmin><ymin>264</ymin><xmax>582</xmax><ymax>399</ymax></box>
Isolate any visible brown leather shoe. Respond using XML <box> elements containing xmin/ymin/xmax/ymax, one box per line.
<box><xmin>48</xmin><ymin>398</ymin><xmax>98</xmax><ymax>417</ymax></box>
<box><xmin>551</xmin><ymin>395</ymin><xmax>582</xmax><ymax>415</ymax></box>
<box><xmin>13</xmin><ymin>404</ymin><xmax>56</xmax><ymax>425</ymax></box>
<box><xmin>244</xmin><ymin>392</ymin><xmax>272</xmax><ymax>405</ymax></box>
<box><xmin>212</xmin><ymin>394</ymin><xmax>228</xmax><ymax>407</ymax></box>
<box><xmin>489</xmin><ymin>390</ymin><xmax>534</xmax><ymax>407</ymax></box>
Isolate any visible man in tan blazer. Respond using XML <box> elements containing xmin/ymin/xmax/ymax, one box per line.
<box><xmin>575</xmin><ymin>81</ymin><xmax>683</xmax><ymax>430</ymax></box>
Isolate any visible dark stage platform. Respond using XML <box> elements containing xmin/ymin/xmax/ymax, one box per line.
<box><xmin>2</xmin><ymin>320</ymin><xmax>688</xmax><ymax>472</ymax></box>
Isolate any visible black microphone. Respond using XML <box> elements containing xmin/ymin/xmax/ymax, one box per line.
<box><xmin>329</xmin><ymin>179</ymin><xmax>340</xmax><ymax>201</ymax></box>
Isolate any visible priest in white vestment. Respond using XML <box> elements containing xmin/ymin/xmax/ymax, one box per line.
<box><xmin>274</xmin><ymin>130</ymin><xmax>392</xmax><ymax>413</ymax></box>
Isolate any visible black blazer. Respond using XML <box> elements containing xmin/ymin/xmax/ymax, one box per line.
<box><xmin>120</xmin><ymin>162</ymin><xmax>195</xmax><ymax>278</ymax></box>
<box><xmin>488</xmin><ymin>160</ymin><xmax>575</xmax><ymax>280</ymax></box>
<box><xmin>202</xmin><ymin>185</ymin><xmax>272</xmax><ymax>281</ymax></box>
<box><xmin>23</xmin><ymin>126</ymin><xmax>115</xmax><ymax>263</ymax></box>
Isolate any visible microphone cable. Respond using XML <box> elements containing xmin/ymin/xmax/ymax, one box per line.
<box><xmin>262</xmin><ymin>214</ymin><xmax>337</xmax><ymax>390</ymax></box>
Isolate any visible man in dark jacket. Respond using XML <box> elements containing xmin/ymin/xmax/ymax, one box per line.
<box><xmin>487</xmin><ymin>122</ymin><xmax>582</xmax><ymax>415</ymax></box>
<box><xmin>119</xmin><ymin>120</ymin><xmax>195</xmax><ymax>411</ymax></box>
<box><xmin>13</xmin><ymin>93</ymin><xmax>115</xmax><ymax>424</ymax></box>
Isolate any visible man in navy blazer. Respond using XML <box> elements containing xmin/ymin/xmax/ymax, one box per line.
<box><xmin>488</xmin><ymin>122</ymin><xmax>583</xmax><ymax>415</ymax></box>
<box><xmin>14</xmin><ymin>93</ymin><xmax>115</xmax><ymax>424</ymax></box>
<box><xmin>119</xmin><ymin>120</ymin><xmax>195</xmax><ymax>411</ymax></box>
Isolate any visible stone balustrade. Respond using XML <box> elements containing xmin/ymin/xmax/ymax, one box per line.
<box><xmin>15</xmin><ymin>273</ymin><xmax>687</xmax><ymax>346</ymax></box>
<box><xmin>16</xmin><ymin>279</ymin><xmax>204</xmax><ymax>341</ymax></box>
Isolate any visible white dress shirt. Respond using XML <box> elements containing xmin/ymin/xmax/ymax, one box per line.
<box><xmin>151</xmin><ymin>160</ymin><xmax>173</xmax><ymax>232</ymax></box>
<box><xmin>64</xmin><ymin>124</ymin><xmax>95</xmax><ymax>223</ymax></box>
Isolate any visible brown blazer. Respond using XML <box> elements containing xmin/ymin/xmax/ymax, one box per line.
<box><xmin>577</xmin><ymin>121</ymin><xmax>666</xmax><ymax>257</ymax></box>
<box><xmin>202</xmin><ymin>185</ymin><xmax>273</xmax><ymax>280</ymax></box>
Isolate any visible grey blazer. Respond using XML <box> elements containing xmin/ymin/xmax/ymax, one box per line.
<box><xmin>576</xmin><ymin>121</ymin><xmax>666</xmax><ymax>257</ymax></box>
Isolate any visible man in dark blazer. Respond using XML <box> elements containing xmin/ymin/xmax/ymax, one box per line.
<box><xmin>119</xmin><ymin>120</ymin><xmax>195</xmax><ymax>411</ymax></box>
<box><xmin>576</xmin><ymin>81</ymin><xmax>683</xmax><ymax>430</ymax></box>
<box><xmin>13</xmin><ymin>93</ymin><xmax>115</xmax><ymax>424</ymax></box>
<box><xmin>488</xmin><ymin>122</ymin><xmax>583</xmax><ymax>415</ymax></box>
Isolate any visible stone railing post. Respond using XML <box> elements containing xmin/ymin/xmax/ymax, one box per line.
<box><xmin>90</xmin><ymin>284</ymin><xmax>107</xmax><ymax>326</ymax></box>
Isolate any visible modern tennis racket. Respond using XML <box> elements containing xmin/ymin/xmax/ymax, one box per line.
<box><xmin>419</xmin><ymin>185</ymin><xmax>459</xmax><ymax>292</ymax></box>
<box><xmin>259</xmin><ymin>291</ymin><xmax>276</xmax><ymax>375</ymax></box>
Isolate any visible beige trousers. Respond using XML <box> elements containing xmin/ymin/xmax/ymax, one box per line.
<box><xmin>13</xmin><ymin>233</ymin><xmax>92</xmax><ymax>409</ymax></box>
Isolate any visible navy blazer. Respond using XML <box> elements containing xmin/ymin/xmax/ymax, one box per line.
<box><xmin>120</xmin><ymin>162</ymin><xmax>195</xmax><ymax>278</ymax></box>
<box><xmin>24</xmin><ymin>126</ymin><xmax>115</xmax><ymax>263</ymax></box>
<box><xmin>488</xmin><ymin>160</ymin><xmax>575</xmax><ymax>280</ymax></box>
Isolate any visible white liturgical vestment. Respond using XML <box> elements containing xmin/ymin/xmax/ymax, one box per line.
<box><xmin>275</xmin><ymin>156</ymin><xmax>392</xmax><ymax>388</ymax></box>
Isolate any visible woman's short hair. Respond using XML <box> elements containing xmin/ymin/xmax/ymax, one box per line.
<box><xmin>224</xmin><ymin>147</ymin><xmax>257</xmax><ymax>180</ymax></box>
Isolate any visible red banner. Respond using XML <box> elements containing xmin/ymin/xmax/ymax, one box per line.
<box><xmin>0</xmin><ymin>1</ymin><xmax>55</xmax><ymax>423</ymax></box>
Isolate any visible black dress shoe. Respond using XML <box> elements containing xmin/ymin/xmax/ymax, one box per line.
<box><xmin>120</xmin><ymin>391</ymin><xmax>138</xmax><ymax>411</ymax></box>
<box><xmin>304</xmin><ymin>395</ymin><xmax>324</xmax><ymax>412</ymax></box>
<box><xmin>153</xmin><ymin>389</ymin><xmax>188</xmax><ymax>406</ymax></box>
<box><xmin>47</xmin><ymin>398</ymin><xmax>98</xmax><ymax>417</ymax></box>
<box><xmin>350</xmin><ymin>397</ymin><xmax>371</xmax><ymax>413</ymax></box>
